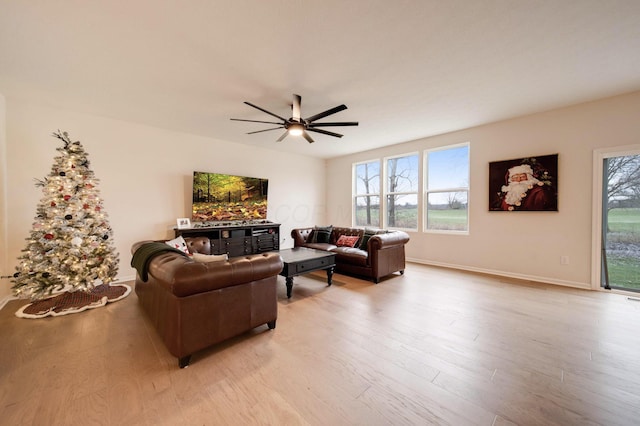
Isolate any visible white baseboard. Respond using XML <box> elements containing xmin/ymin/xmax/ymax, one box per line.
<box><xmin>0</xmin><ymin>294</ymin><xmax>17</xmax><ymax>311</ymax></box>
<box><xmin>406</xmin><ymin>257</ymin><xmax>591</xmax><ymax>290</ymax></box>
<box><xmin>115</xmin><ymin>274</ymin><xmax>135</xmax><ymax>284</ymax></box>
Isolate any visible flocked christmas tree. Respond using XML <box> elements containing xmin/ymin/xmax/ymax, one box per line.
<box><xmin>12</xmin><ymin>131</ymin><xmax>119</xmax><ymax>300</ymax></box>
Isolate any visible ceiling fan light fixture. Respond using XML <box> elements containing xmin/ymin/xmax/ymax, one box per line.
<box><xmin>230</xmin><ymin>94</ymin><xmax>358</xmax><ymax>143</ymax></box>
<box><xmin>288</xmin><ymin>123</ymin><xmax>304</xmax><ymax>136</ymax></box>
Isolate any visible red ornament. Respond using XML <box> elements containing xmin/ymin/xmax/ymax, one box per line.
<box><xmin>85</xmin><ymin>183</ymin><xmax>94</xmax><ymax>189</ymax></box>
<box><xmin>63</xmin><ymin>195</ymin><xmax>71</xmax><ymax>201</ymax></box>
<box><xmin>44</xmin><ymin>233</ymin><xmax>54</xmax><ymax>240</ymax></box>
<box><xmin>83</xmin><ymin>203</ymin><xmax>90</xmax><ymax>209</ymax></box>
<box><xmin>50</xmin><ymin>201</ymin><xmax>56</xmax><ymax>207</ymax></box>
<box><xmin>95</xmin><ymin>206</ymin><xmax>101</xmax><ymax>211</ymax></box>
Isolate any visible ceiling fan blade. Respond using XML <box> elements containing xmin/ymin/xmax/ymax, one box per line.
<box><xmin>302</xmin><ymin>130</ymin><xmax>314</xmax><ymax>143</ymax></box>
<box><xmin>306</xmin><ymin>127</ymin><xmax>343</xmax><ymax>138</ymax></box>
<box><xmin>308</xmin><ymin>121</ymin><xmax>359</xmax><ymax>127</ymax></box>
<box><xmin>276</xmin><ymin>131</ymin><xmax>289</xmax><ymax>142</ymax></box>
<box><xmin>305</xmin><ymin>104</ymin><xmax>347</xmax><ymax>123</ymax></box>
<box><xmin>292</xmin><ymin>94</ymin><xmax>302</xmax><ymax>121</ymax></box>
<box><xmin>244</xmin><ymin>101</ymin><xmax>289</xmax><ymax>122</ymax></box>
<box><xmin>247</xmin><ymin>127</ymin><xmax>284</xmax><ymax>135</ymax></box>
<box><xmin>231</xmin><ymin>118</ymin><xmax>283</xmax><ymax>125</ymax></box>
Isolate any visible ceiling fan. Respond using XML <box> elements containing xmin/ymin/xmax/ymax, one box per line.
<box><xmin>230</xmin><ymin>94</ymin><xmax>358</xmax><ymax>143</ymax></box>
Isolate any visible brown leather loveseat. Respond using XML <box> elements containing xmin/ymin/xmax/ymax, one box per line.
<box><xmin>291</xmin><ymin>226</ymin><xmax>410</xmax><ymax>283</ymax></box>
<box><xmin>131</xmin><ymin>237</ymin><xmax>283</xmax><ymax>368</ymax></box>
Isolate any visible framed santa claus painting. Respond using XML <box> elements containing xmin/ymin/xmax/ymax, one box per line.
<box><xmin>489</xmin><ymin>154</ymin><xmax>558</xmax><ymax>212</ymax></box>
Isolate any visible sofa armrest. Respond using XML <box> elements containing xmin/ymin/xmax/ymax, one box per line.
<box><xmin>291</xmin><ymin>228</ymin><xmax>314</xmax><ymax>247</ymax></box>
<box><xmin>368</xmin><ymin>231</ymin><xmax>410</xmax><ymax>250</ymax></box>
<box><xmin>131</xmin><ymin>237</ymin><xmax>212</xmax><ymax>255</ymax></box>
<box><xmin>131</xmin><ymin>240</ymin><xmax>154</xmax><ymax>254</ymax></box>
<box><xmin>184</xmin><ymin>237</ymin><xmax>212</xmax><ymax>255</ymax></box>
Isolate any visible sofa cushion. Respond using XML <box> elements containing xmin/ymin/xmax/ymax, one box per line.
<box><xmin>311</xmin><ymin>225</ymin><xmax>333</xmax><ymax>243</ymax></box>
<box><xmin>304</xmin><ymin>242</ymin><xmax>337</xmax><ymax>251</ymax></box>
<box><xmin>358</xmin><ymin>228</ymin><xmax>377</xmax><ymax>250</ymax></box>
<box><xmin>336</xmin><ymin>235</ymin><xmax>359</xmax><ymax>248</ymax></box>
<box><xmin>192</xmin><ymin>253</ymin><xmax>228</xmax><ymax>263</ymax></box>
<box><xmin>331</xmin><ymin>247</ymin><xmax>368</xmax><ymax>267</ymax></box>
<box><xmin>331</xmin><ymin>227</ymin><xmax>362</xmax><ymax>243</ymax></box>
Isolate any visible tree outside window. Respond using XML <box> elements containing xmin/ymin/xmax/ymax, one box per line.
<box><xmin>602</xmin><ymin>154</ymin><xmax>640</xmax><ymax>291</ymax></box>
<box><xmin>386</xmin><ymin>154</ymin><xmax>419</xmax><ymax>229</ymax></box>
<box><xmin>354</xmin><ymin>160</ymin><xmax>380</xmax><ymax>227</ymax></box>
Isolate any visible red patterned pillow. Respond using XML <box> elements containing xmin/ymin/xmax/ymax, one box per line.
<box><xmin>336</xmin><ymin>235</ymin><xmax>359</xmax><ymax>248</ymax></box>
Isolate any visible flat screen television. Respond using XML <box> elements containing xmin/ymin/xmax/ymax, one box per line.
<box><xmin>192</xmin><ymin>171</ymin><xmax>268</xmax><ymax>222</ymax></box>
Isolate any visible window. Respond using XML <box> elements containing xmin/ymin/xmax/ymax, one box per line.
<box><xmin>353</xmin><ymin>160</ymin><xmax>381</xmax><ymax>227</ymax></box>
<box><xmin>385</xmin><ymin>153</ymin><xmax>419</xmax><ymax>229</ymax></box>
<box><xmin>424</xmin><ymin>144</ymin><xmax>469</xmax><ymax>233</ymax></box>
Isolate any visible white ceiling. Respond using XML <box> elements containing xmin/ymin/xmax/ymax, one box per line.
<box><xmin>1</xmin><ymin>1</ymin><xmax>639</xmax><ymax>159</ymax></box>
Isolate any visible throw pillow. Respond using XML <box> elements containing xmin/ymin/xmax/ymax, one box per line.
<box><xmin>165</xmin><ymin>235</ymin><xmax>190</xmax><ymax>255</ymax></box>
<box><xmin>336</xmin><ymin>235</ymin><xmax>359</xmax><ymax>248</ymax></box>
<box><xmin>311</xmin><ymin>225</ymin><xmax>333</xmax><ymax>243</ymax></box>
<box><xmin>192</xmin><ymin>253</ymin><xmax>228</xmax><ymax>263</ymax></box>
<box><xmin>359</xmin><ymin>228</ymin><xmax>377</xmax><ymax>250</ymax></box>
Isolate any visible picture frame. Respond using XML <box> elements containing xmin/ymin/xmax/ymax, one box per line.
<box><xmin>489</xmin><ymin>154</ymin><xmax>558</xmax><ymax>212</ymax></box>
<box><xmin>176</xmin><ymin>218</ymin><xmax>192</xmax><ymax>229</ymax></box>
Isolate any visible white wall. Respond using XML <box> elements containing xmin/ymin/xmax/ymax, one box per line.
<box><xmin>326</xmin><ymin>91</ymin><xmax>640</xmax><ymax>289</ymax></box>
<box><xmin>0</xmin><ymin>94</ymin><xmax>7</xmax><ymax>302</ymax></box>
<box><xmin>0</xmin><ymin>98</ymin><xmax>327</xmax><ymax>300</ymax></box>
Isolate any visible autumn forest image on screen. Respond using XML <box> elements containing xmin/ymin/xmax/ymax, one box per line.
<box><xmin>192</xmin><ymin>172</ymin><xmax>268</xmax><ymax>222</ymax></box>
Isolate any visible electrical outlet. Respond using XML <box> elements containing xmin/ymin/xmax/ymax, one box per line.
<box><xmin>560</xmin><ymin>256</ymin><xmax>570</xmax><ymax>265</ymax></box>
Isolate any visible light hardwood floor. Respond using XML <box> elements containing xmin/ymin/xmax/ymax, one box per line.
<box><xmin>2</xmin><ymin>263</ymin><xmax>640</xmax><ymax>425</ymax></box>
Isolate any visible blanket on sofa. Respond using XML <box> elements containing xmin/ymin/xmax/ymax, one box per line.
<box><xmin>131</xmin><ymin>242</ymin><xmax>187</xmax><ymax>282</ymax></box>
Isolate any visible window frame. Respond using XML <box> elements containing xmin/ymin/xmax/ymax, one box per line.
<box><xmin>383</xmin><ymin>152</ymin><xmax>420</xmax><ymax>231</ymax></box>
<box><xmin>423</xmin><ymin>142</ymin><xmax>470</xmax><ymax>235</ymax></box>
<box><xmin>352</xmin><ymin>159</ymin><xmax>382</xmax><ymax>228</ymax></box>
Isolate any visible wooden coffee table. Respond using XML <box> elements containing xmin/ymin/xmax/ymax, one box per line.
<box><xmin>278</xmin><ymin>247</ymin><xmax>336</xmax><ymax>298</ymax></box>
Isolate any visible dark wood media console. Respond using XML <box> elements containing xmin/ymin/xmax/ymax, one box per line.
<box><xmin>175</xmin><ymin>222</ymin><xmax>280</xmax><ymax>257</ymax></box>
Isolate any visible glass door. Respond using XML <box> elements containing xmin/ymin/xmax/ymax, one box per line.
<box><xmin>602</xmin><ymin>154</ymin><xmax>640</xmax><ymax>291</ymax></box>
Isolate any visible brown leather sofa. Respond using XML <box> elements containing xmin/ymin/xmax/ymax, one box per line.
<box><xmin>131</xmin><ymin>237</ymin><xmax>283</xmax><ymax>368</ymax></box>
<box><xmin>291</xmin><ymin>226</ymin><xmax>410</xmax><ymax>283</ymax></box>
